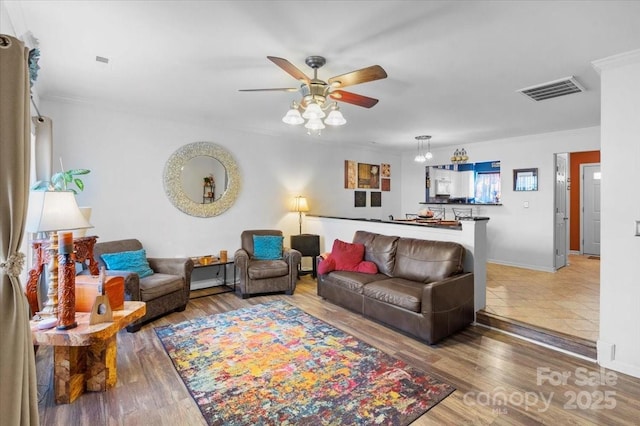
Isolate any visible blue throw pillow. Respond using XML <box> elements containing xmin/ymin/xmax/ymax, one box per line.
<box><xmin>253</xmin><ymin>235</ymin><xmax>283</xmax><ymax>260</ymax></box>
<box><xmin>101</xmin><ymin>248</ymin><xmax>154</xmax><ymax>278</ymax></box>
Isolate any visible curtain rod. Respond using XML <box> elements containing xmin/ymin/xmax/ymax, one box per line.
<box><xmin>30</xmin><ymin>96</ymin><xmax>44</xmax><ymax>121</ymax></box>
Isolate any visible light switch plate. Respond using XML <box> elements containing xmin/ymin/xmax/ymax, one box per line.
<box><xmin>635</xmin><ymin>221</ymin><xmax>640</xmax><ymax>236</ymax></box>
<box><xmin>523</xmin><ymin>201</ymin><xmax>529</xmax><ymax>208</ymax></box>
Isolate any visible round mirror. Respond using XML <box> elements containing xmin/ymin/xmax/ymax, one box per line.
<box><xmin>163</xmin><ymin>142</ymin><xmax>241</xmax><ymax>217</ymax></box>
<box><xmin>181</xmin><ymin>156</ymin><xmax>227</xmax><ymax>203</ymax></box>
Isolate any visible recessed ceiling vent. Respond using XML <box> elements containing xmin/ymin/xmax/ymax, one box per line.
<box><xmin>517</xmin><ymin>76</ymin><xmax>585</xmax><ymax>101</ymax></box>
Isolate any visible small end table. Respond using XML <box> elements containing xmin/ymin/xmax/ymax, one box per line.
<box><xmin>30</xmin><ymin>301</ymin><xmax>146</xmax><ymax>404</ymax></box>
<box><xmin>290</xmin><ymin>234</ymin><xmax>320</xmax><ymax>278</ymax></box>
<box><xmin>189</xmin><ymin>257</ymin><xmax>236</xmax><ymax>299</ymax></box>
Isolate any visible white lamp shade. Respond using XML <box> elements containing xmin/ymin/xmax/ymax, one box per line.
<box><xmin>290</xmin><ymin>196</ymin><xmax>309</xmax><ymax>212</ymax></box>
<box><xmin>425</xmin><ymin>151</ymin><xmax>433</xmax><ymax>160</ymax></box>
<box><xmin>414</xmin><ymin>154</ymin><xmax>426</xmax><ymax>163</ymax></box>
<box><xmin>304</xmin><ymin>117</ymin><xmax>326</xmax><ymax>130</ymax></box>
<box><xmin>324</xmin><ymin>109</ymin><xmax>346</xmax><ymax>126</ymax></box>
<box><xmin>302</xmin><ymin>102</ymin><xmax>325</xmax><ymax>120</ymax></box>
<box><xmin>26</xmin><ymin>191</ymin><xmax>93</xmax><ymax>233</ymax></box>
<box><xmin>282</xmin><ymin>108</ymin><xmax>304</xmax><ymax>125</ymax></box>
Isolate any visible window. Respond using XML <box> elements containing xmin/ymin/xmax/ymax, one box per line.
<box><xmin>475</xmin><ymin>172</ymin><xmax>501</xmax><ymax>203</ymax></box>
<box><xmin>513</xmin><ymin>168</ymin><xmax>538</xmax><ymax>191</ymax></box>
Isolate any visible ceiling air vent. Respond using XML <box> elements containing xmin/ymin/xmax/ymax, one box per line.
<box><xmin>517</xmin><ymin>76</ymin><xmax>585</xmax><ymax>101</ymax></box>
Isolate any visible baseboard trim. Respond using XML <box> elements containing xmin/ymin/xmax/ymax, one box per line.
<box><xmin>476</xmin><ymin>310</ymin><xmax>597</xmax><ymax>360</ymax></box>
<box><xmin>486</xmin><ymin>260</ymin><xmax>556</xmax><ymax>273</ymax></box>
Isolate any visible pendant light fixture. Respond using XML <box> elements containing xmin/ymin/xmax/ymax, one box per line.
<box><xmin>451</xmin><ymin>148</ymin><xmax>469</xmax><ymax>164</ymax></box>
<box><xmin>414</xmin><ymin>135</ymin><xmax>432</xmax><ymax>163</ymax></box>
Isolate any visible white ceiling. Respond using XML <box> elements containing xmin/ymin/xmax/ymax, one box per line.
<box><xmin>6</xmin><ymin>1</ymin><xmax>640</xmax><ymax>150</ymax></box>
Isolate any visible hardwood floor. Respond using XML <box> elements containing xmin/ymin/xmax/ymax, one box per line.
<box><xmin>36</xmin><ymin>276</ymin><xmax>639</xmax><ymax>425</ymax></box>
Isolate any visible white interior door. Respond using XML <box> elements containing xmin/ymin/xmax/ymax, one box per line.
<box><xmin>582</xmin><ymin>164</ymin><xmax>601</xmax><ymax>256</ymax></box>
<box><xmin>554</xmin><ymin>154</ymin><xmax>568</xmax><ymax>269</ymax></box>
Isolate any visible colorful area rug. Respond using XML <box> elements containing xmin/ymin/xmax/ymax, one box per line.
<box><xmin>154</xmin><ymin>300</ymin><xmax>454</xmax><ymax>425</ymax></box>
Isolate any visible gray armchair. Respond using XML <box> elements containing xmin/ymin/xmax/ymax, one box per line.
<box><xmin>87</xmin><ymin>239</ymin><xmax>194</xmax><ymax>332</ymax></box>
<box><xmin>234</xmin><ymin>230</ymin><xmax>301</xmax><ymax>299</ymax></box>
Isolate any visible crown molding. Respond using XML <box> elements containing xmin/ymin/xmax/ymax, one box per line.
<box><xmin>592</xmin><ymin>49</ymin><xmax>640</xmax><ymax>75</ymax></box>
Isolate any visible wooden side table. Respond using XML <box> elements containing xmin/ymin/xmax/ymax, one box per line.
<box><xmin>30</xmin><ymin>301</ymin><xmax>146</xmax><ymax>404</ymax></box>
<box><xmin>290</xmin><ymin>234</ymin><xmax>320</xmax><ymax>278</ymax></box>
<box><xmin>25</xmin><ymin>235</ymin><xmax>99</xmax><ymax>316</ymax></box>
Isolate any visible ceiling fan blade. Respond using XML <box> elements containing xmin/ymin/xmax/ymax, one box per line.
<box><xmin>330</xmin><ymin>90</ymin><xmax>379</xmax><ymax>108</ymax></box>
<box><xmin>267</xmin><ymin>56</ymin><xmax>311</xmax><ymax>83</ymax></box>
<box><xmin>328</xmin><ymin>65</ymin><xmax>387</xmax><ymax>88</ymax></box>
<box><xmin>238</xmin><ymin>88</ymin><xmax>299</xmax><ymax>92</ymax></box>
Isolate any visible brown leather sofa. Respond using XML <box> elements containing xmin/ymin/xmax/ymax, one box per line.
<box><xmin>317</xmin><ymin>230</ymin><xmax>474</xmax><ymax>344</ymax></box>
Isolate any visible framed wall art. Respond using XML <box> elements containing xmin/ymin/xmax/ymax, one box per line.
<box><xmin>371</xmin><ymin>191</ymin><xmax>381</xmax><ymax>207</ymax></box>
<box><xmin>358</xmin><ymin>163</ymin><xmax>380</xmax><ymax>189</ymax></box>
<box><xmin>513</xmin><ymin>168</ymin><xmax>538</xmax><ymax>191</ymax></box>
<box><xmin>381</xmin><ymin>178</ymin><xmax>390</xmax><ymax>191</ymax></box>
<box><xmin>354</xmin><ymin>191</ymin><xmax>366</xmax><ymax>207</ymax></box>
<box><xmin>344</xmin><ymin>160</ymin><xmax>356</xmax><ymax>189</ymax></box>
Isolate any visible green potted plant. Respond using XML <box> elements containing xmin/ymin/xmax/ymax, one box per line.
<box><xmin>32</xmin><ymin>168</ymin><xmax>90</xmax><ymax>194</ymax></box>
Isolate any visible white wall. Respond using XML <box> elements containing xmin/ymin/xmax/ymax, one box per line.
<box><xmin>594</xmin><ymin>49</ymin><xmax>640</xmax><ymax>378</ymax></box>
<box><xmin>45</xmin><ymin>95</ymin><xmax>600</xmax><ymax>271</ymax></box>
<box><xmin>41</xmin><ymin>99</ymin><xmax>402</xmax><ymax>258</ymax></box>
<box><xmin>401</xmin><ymin>127</ymin><xmax>600</xmax><ymax>271</ymax></box>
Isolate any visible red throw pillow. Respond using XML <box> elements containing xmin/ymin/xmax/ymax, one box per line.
<box><xmin>317</xmin><ymin>255</ymin><xmax>336</xmax><ymax>275</ymax></box>
<box><xmin>318</xmin><ymin>240</ymin><xmax>379</xmax><ymax>275</ymax></box>
<box><xmin>356</xmin><ymin>261</ymin><xmax>378</xmax><ymax>274</ymax></box>
<box><xmin>332</xmin><ymin>239</ymin><xmax>365</xmax><ymax>270</ymax></box>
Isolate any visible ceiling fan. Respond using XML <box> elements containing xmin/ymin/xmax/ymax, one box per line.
<box><xmin>239</xmin><ymin>56</ymin><xmax>387</xmax><ymax>133</ymax></box>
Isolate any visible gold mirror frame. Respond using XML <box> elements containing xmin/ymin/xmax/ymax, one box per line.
<box><xmin>163</xmin><ymin>142</ymin><xmax>241</xmax><ymax>217</ymax></box>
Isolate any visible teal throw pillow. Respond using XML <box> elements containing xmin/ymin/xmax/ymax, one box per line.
<box><xmin>101</xmin><ymin>248</ymin><xmax>154</xmax><ymax>278</ymax></box>
<box><xmin>253</xmin><ymin>235</ymin><xmax>284</xmax><ymax>260</ymax></box>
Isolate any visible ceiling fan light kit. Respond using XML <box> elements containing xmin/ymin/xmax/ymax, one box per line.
<box><xmin>241</xmin><ymin>55</ymin><xmax>387</xmax><ymax>136</ymax></box>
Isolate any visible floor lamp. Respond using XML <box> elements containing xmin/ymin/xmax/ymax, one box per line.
<box><xmin>291</xmin><ymin>196</ymin><xmax>309</xmax><ymax>235</ymax></box>
<box><xmin>26</xmin><ymin>191</ymin><xmax>93</xmax><ymax>328</ymax></box>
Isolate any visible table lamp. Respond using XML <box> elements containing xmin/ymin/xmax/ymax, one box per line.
<box><xmin>26</xmin><ymin>191</ymin><xmax>93</xmax><ymax>329</ymax></box>
<box><xmin>290</xmin><ymin>196</ymin><xmax>309</xmax><ymax>235</ymax></box>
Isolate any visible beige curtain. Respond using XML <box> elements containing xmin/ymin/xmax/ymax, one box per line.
<box><xmin>0</xmin><ymin>34</ymin><xmax>39</xmax><ymax>425</ymax></box>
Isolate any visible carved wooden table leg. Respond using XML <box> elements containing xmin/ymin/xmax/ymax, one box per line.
<box><xmin>25</xmin><ymin>241</ymin><xmax>46</xmax><ymax>316</ymax></box>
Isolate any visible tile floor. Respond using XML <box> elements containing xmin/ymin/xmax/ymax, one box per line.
<box><xmin>485</xmin><ymin>254</ymin><xmax>600</xmax><ymax>341</ymax></box>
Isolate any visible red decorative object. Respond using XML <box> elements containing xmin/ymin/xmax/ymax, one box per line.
<box><xmin>57</xmin><ymin>253</ymin><xmax>77</xmax><ymax>329</ymax></box>
<box><xmin>75</xmin><ymin>275</ymin><xmax>125</xmax><ymax>311</ymax></box>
